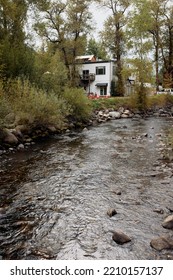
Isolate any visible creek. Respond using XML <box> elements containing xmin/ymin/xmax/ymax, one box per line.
<box><xmin>0</xmin><ymin>117</ymin><xmax>173</xmax><ymax>260</ymax></box>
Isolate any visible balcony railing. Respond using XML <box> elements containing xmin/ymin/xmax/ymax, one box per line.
<box><xmin>81</xmin><ymin>73</ymin><xmax>95</xmax><ymax>81</ymax></box>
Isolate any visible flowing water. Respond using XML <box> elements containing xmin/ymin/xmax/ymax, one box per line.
<box><xmin>0</xmin><ymin>117</ymin><xmax>173</xmax><ymax>260</ymax></box>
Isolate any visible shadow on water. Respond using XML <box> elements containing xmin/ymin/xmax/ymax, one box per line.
<box><xmin>0</xmin><ymin>118</ymin><xmax>173</xmax><ymax>259</ymax></box>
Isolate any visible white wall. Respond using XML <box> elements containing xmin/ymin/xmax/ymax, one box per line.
<box><xmin>79</xmin><ymin>61</ymin><xmax>115</xmax><ymax>96</ymax></box>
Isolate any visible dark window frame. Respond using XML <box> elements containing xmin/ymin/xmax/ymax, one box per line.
<box><xmin>96</xmin><ymin>66</ymin><xmax>106</xmax><ymax>75</ymax></box>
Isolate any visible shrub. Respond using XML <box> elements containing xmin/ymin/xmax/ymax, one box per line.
<box><xmin>147</xmin><ymin>94</ymin><xmax>173</xmax><ymax>109</ymax></box>
<box><xmin>63</xmin><ymin>87</ymin><xmax>92</xmax><ymax>121</ymax></box>
<box><xmin>10</xmin><ymin>79</ymin><xmax>70</xmax><ymax>128</ymax></box>
<box><xmin>0</xmin><ymin>81</ymin><xmax>10</xmax><ymax>128</ymax></box>
<box><xmin>129</xmin><ymin>85</ymin><xmax>148</xmax><ymax>112</ymax></box>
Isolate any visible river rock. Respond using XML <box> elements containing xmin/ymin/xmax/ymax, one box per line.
<box><xmin>17</xmin><ymin>144</ymin><xmax>25</xmax><ymax>150</ymax></box>
<box><xmin>112</xmin><ymin>230</ymin><xmax>131</xmax><ymax>245</ymax></box>
<box><xmin>121</xmin><ymin>113</ymin><xmax>129</xmax><ymax>118</ymax></box>
<box><xmin>116</xmin><ymin>190</ymin><xmax>122</xmax><ymax>195</ymax></box>
<box><xmin>15</xmin><ymin>125</ymin><xmax>30</xmax><ymax>135</ymax></box>
<box><xmin>162</xmin><ymin>215</ymin><xmax>173</xmax><ymax>229</ymax></box>
<box><xmin>11</xmin><ymin>129</ymin><xmax>23</xmax><ymax>139</ymax></box>
<box><xmin>47</xmin><ymin>126</ymin><xmax>57</xmax><ymax>133</ymax></box>
<box><xmin>3</xmin><ymin>129</ymin><xmax>18</xmax><ymax>145</ymax></box>
<box><xmin>109</xmin><ymin>111</ymin><xmax>121</xmax><ymax>119</ymax></box>
<box><xmin>107</xmin><ymin>208</ymin><xmax>117</xmax><ymax>217</ymax></box>
<box><xmin>83</xmin><ymin>127</ymin><xmax>88</xmax><ymax>132</ymax></box>
<box><xmin>150</xmin><ymin>236</ymin><xmax>173</xmax><ymax>251</ymax></box>
<box><xmin>153</xmin><ymin>208</ymin><xmax>164</xmax><ymax>214</ymax></box>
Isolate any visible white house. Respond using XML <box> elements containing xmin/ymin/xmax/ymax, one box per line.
<box><xmin>76</xmin><ymin>55</ymin><xmax>117</xmax><ymax>97</ymax></box>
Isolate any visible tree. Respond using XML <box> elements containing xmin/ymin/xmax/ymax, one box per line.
<box><xmin>35</xmin><ymin>0</ymin><xmax>92</xmax><ymax>87</ymax></box>
<box><xmin>86</xmin><ymin>38</ymin><xmax>107</xmax><ymax>60</ymax></box>
<box><xmin>0</xmin><ymin>0</ymin><xmax>36</xmax><ymax>79</ymax></box>
<box><xmin>34</xmin><ymin>47</ymin><xmax>68</xmax><ymax>95</ymax></box>
<box><xmin>126</xmin><ymin>1</ymin><xmax>155</xmax><ymax>110</ymax></box>
<box><xmin>96</xmin><ymin>0</ymin><xmax>131</xmax><ymax>96</ymax></box>
<box><xmin>161</xmin><ymin>1</ymin><xmax>173</xmax><ymax>88</ymax></box>
<box><xmin>130</xmin><ymin>0</ymin><xmax>173</xmax><ymax>90</ymax></box>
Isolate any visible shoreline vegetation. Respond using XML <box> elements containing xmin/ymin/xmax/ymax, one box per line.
<box><xmin>1</xmin><ymin>79</ymin><xmax>173</xmax><ymax>155</ymax></box>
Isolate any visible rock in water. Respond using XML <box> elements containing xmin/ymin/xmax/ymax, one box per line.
<box><xmin>112</xmin><ymin>230</ymin><xmax>131</xmax><ymax>245</ymax></box>
<box><xmin>107</xmin><ymin>208</ymin><xmax>117</xmax><ymax>217</ymax></box>
<box><xmin>150</xmin><ymin>236</ymin><xmax>173</xmax><ymax>251</ymax></box>
<box><xmin>162</xmin><ymin>215</ymin><xmax>173</xmax><ymax>229</ymax></box>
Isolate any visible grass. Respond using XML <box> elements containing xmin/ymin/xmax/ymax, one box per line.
<box><xmin>91</xmin><ymin>94</ymin><xmax>173</xmax><ymax>111</ymax></box>
<box><xmin>91</xmin><ymin>97</ymin><xmax>130</xmax><ymax>110</ymax></box>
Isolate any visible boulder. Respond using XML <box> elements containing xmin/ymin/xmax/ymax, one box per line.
<box><xmin>112</xmin><ymin>230</ymin><xmax>131</xmax><ymax>245</ymax></box>
<box><xmin>124</xmin><ymin>109</ymin><xmax>131</xmax><ymax>115</ymax></box>
<box><xmin>109</xmin><ymin>111</ymin><xmax>121</xmax><ymax>119</ymax></box>
<box><xmin>3</xmin><ymin>129</ymin><xmax>18</xmax><ymax>145</ymax></box>
<box><xmin>150</xmin><ymin>236</ymin><xmax>173</xmax><ymax>251</ymax></box>
<box><xmin>15</xmin><ymin>125</ymin><xmax>30</xmax><ymax>135</ymax></box>
<box><xmin>11</xmin><ymin>129</ymin><xmax>23</xmax><ymax>139</ymax></box>
<box><xmin>121</xmin><ymin>113</ymin><xmax>129</xmax><ymax>118</ymax></box>
<box><xmin>162</xmin><ymin>215</ymin><xmax>173</xmax><ymax>229</ymax></box>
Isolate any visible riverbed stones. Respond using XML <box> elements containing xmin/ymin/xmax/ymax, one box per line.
<box><xmin>107</xmin><ymin>208</ymin><xmax>117</xmax><ymax>217</ymax></box>
<box><xmin>109</xmin><ymin>111</ymin><xmax>121</xmax><ymax>119</ymax></box>
<box><xmin>150</xmin><ymin>236</ymin><xmax>173</xmax><ymax>251</ymax></box>
<box><xmin>112</xmin><ymin>230</ymin><xmax>131</xmax><ymax>245</ymax></box>
<box><xmin>3</xmin><ymin>129</ymin><xmax>18</xmax><ymax>145</ymax></box>
<box><xmin>47</xmin><ymin>126</ymin><xmax>57</xmax><ymax>133</ymax></box>
<box><xmin>162</xmin><ymin>215</ymin><xmax>173</xmax><ymax>229</ymax></box>
<box><xmin>17</xmin><ymin>144</ymin><xmax>25</xmax><ymax>150</ymax></box>
<box><xmin>153</xmin><ymin>208</ymin><xmax>164</xmax><ymax>214</ymax></box>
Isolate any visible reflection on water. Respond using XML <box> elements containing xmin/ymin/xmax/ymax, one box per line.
<box><xmin>0</xmin><ymin>118</ymin><xmax>173</xmax><ymax>260</ymax></box>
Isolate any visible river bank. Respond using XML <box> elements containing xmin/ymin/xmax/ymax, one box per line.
<box><xmin>1</xmin><ymin>104</ymin><xmax>173</xmax><ymax>155</ymax></box>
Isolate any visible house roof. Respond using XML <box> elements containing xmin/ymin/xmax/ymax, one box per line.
<box><xmin>75</xmin><ymin>55</ymin><xmax>96</xmax><ymax>61</ymax></box>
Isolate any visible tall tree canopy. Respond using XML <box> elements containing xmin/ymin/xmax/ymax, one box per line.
<box><xmin>97</xmin><ymin>0</ymin><xmax>131</xmax><ymax>96</ymax></box>
<box><xmin>128</xmin><ymin>0</ymin><xmax>173</xmax><ymax>89</ymax></box>
<box><xmin>0</xmin><ymin>0</ymin><xmax>36</xmax><ymax>79</ymax></box>
<box><xmin>34</xmin><ymin>0</ymin><xmax>92</xmax><ymax>86</ymax></box>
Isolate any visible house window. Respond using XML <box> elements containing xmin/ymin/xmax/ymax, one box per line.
<box><xmin>100</xmin><ymin>86</ymin><xmax>107</xmax><ymax>96</ymax></box>
<box><xmin>96</xmin><ymin>66</ymin><xmax>106</xmax><ymax>75</ymax></box>
<box><xmin>83</xmin><ymin>70</ymin><xmax>89</xmax><ymax>80</ymax></box>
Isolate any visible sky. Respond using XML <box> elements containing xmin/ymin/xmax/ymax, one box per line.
<box><xmin>90</xmin><ymin>3</ymin><xmax>111</xmax><ymax>38</ymax></box>
<box><xmin>26</xmin><ymin>2</ymin><xmax>111</xmax><ymax>48</ymax></box>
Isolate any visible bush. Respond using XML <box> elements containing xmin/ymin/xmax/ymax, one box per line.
<box><xmin>10</xmin><ymin>79</ymin><xmax>70</xmax><ymax>128</ymax></box>
<box><xmin>129</xmin><ymin>85</ymin><xmax>148</xmax><ymax>112</ymax></box>
<box><xmin>63</xmin><ymin>87</ymin><xmax>92</xmax><ymax>121</ymax></box>
<box><xmin>147</xmin><ymin>94</ymin><xmax>173</xmax><ymax>109</ymax></box>
<box><xmin>0</xmin><ymin>81</ymin><xmax>10</xmax><ymax>128</ymax></box>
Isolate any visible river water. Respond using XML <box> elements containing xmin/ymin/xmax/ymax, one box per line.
<box><xmin>0</xmin><ymin>117</ymin><xmax>173</xmax><ymax>260</ymax></box>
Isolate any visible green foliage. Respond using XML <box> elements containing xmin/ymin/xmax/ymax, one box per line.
<box><xmin>63</xmin><ymin>87</ymin><xmax>92</xmax><ymax>121</ymax></box>
<box><xmin>9</xmin><ymin>79</ymin><xmax>70</xmax><ymax>128</ymax></box>
<box><xmin>34</xmin><ymin>50</ymin><xmax>68</xmax><ymax>95</ymax></box>
<box><xmin>0</xmin><ymin>0</ymin><xmax>36</xmax><ymax>79</ymax></box>
<box><xmin>91</xmin><ymin>97</ymin><xmax>130</xmax><ymax>110</ymax></box>
<box><xmin>128</xmin><ymin>85</ymin><xmax>148</xmax><ymax>112</ymax></box>
<box><xmin>0</xmin><ymin>82</ymin><xmax>10</xmax><ymax>127</ymax></box>
<box><xmin>35</xmin><ymin>0</ymin><xmax>92</xmax><ymax>86</ymax></box>
<box><xmin>86</xmin><ymin>38</ymin><xmax>108</xmax><ymax>60</ymax></box>
<box><xmin>147</xmin><ymin>94</ymin><xmax>173</xmax><ymax>109</ymax></box>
